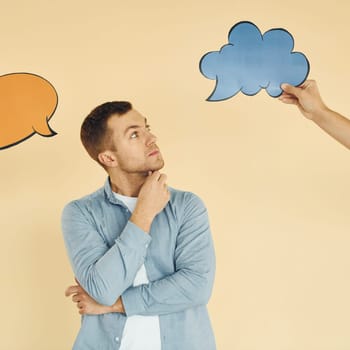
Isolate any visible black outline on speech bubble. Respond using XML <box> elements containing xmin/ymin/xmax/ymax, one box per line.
<box><xmin>0</xmin><ymin>72</ymin><xmax>58</xmax><ymax>150</ymax></box>
<box><xmin>199</xmin><ymin>20</ymin><xmax>310</xmax><ymax>101</ymax></box>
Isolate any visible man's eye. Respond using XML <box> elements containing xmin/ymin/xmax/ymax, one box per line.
<box><xmin>131</xmin><ymin>132</ymin><xmax>138</xmax><ymax>139</ymax></box>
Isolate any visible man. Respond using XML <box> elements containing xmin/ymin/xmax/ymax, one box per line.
<box><xmin>62</xmin><ymin>101</ymin><xmax>216</xmax><ymax>350</ymax></box>
<box><xmin>279</xmin><ymin>80</ymin><xmax>350</xmax><ymax>149</ymax></box>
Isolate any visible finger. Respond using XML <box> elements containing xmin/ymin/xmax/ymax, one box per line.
<box><xmin>147</xmin><ymin>170</ymin><xmax>160</xmax><ymax>181</ymax></box>
<box><xmin>65</xmin><ymin>286</ymin><xmax>76</xmax><ymax>297</ymax></box>
<box><xmin>278</xmin><ymin>96</ymin><xmax>298</xmax><ymax>105</ymax></box>
<box><xmin>299</xmin><ymin>79</ymin><xmax>315</xmax><ymax>89</ymax></box>
<box><xmin>281</xmin><ymin>83</ymin><xmax>301</xmax><ymax>98</ymax></box>
<box><xmin>72</xmin><ymin>295</ymin><xmax>80</xmax><ymax>302</ymax></box>
<box><xmin>280</xmin><ymin>99</ymin><xmax>298</xmax><ymax>105</ymax></box>
<box><xmin>65</xmin><ymin>285</ymin><xmax>81</xmax><ymax>297</ymax></box>
<box><xmin>278</xmin><ymin>92</ymin><xmax>295</xmax><ymax>99</ymax></box>
<box><xmin>158</xmin><ymin>174</ymin><xmax>167</xmax><ymax>185</ymax></box>
<box><xmin>74</xmin><ymin>277</ymin><xmax>81</xmax><ymax>286</ymax></box>
<box><xmin>151</xmin><ymin>170</ymin><xmax>160</xmax><ymax>178</ymax></box>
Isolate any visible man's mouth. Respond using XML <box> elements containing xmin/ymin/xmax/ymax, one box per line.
<box><xmin>148</xmin><ymin>150</ymin><xmax>159</xmax><ymax>157</ymax></box>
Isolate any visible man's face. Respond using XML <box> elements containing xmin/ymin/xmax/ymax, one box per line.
<box><xmin>106</xmin><ymin>109</ymin><xmax>164</xmax><ymax>173</ymax></box>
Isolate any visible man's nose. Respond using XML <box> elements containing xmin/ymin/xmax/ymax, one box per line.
<box><xmin>146</xmin><ymin>132</ymin><xmax>157</xmax><ymax>146</ymax></box>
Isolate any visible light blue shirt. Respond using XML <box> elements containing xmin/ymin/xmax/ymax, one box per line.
<box><xmin>61</xmin><ymin>178</ymin><xmax>216</xmax><ymax>350</ymax></box>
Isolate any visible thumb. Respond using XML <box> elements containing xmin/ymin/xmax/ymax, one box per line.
<box><xmin>281</xmin><ymin>83</ymin><xmax>301</xmax><ymax>97</ymax></box>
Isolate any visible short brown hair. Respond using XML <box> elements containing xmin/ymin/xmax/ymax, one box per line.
<box><xmin>80</xmin><ymin>101</ymin><xmax>132</xmax><ymax>164</ymax></box>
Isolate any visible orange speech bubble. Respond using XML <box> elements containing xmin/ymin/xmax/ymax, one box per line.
<box><xmin>0</xmin><ymin>73</ymin><xmax>58</xmax><ymax>150</ymax></box>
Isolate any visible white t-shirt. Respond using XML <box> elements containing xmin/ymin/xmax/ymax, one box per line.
<box><xmin>113</xmin><ymin>192</ymin><xmax>161</xmax><ymax>350</ymax></box>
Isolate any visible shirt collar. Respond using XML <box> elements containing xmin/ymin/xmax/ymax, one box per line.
<box><xmin>103</xmin><ymin>177</ymin><xmax>126</xmax><ymax>206</ymax></box>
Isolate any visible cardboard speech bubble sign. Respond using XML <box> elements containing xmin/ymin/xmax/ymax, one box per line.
<box><xmin>200</xmin><ymin>21</ymin><xmax>310</xmax><ymax>101</ymax></box>
<box><xmin>0</xmin><ymin>73</ymin><xmax>58</xmax><ymax>150</ymax></box>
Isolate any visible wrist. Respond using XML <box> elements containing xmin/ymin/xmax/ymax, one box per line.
<box><xmin>309</xmin><ymin>105</ymin><xmax>331</xmax><ymax>125</ymax></box>
<box><xmin>111</xmin><ymin>297</ymin><xmax>125</xmax><ymax>314</ymax></box>
<box><xmin>130</xmin><ymin>210</ymin><xmax>154</xmax><ymax>233</ymax></box>
<box><xmin>105</xmin><ymin>305</ymin><xmax>115</xmax><ymax>314</ymax></box>
<box><xmin>110</xmin><ymin>303</ymin><xmax>120</xmax><ymax>313</ymax></box>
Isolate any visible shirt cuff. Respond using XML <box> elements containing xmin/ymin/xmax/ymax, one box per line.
<box><xmin>116</xmin><ymin>220</ymin><xmax>151</xmax><ymax>251</ymax></box>
<box><xmin>122</xmin><ymin>285</ymin><xmax>145</xmax><ymax>316</ymax></box>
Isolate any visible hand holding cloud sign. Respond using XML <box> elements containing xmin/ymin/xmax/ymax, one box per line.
<box><xmin>0</xmin><ymin>73</ymin><xmax>58</xmax><ymax>150</ymax></box>
<box><xmin>200</xmin><ymin>21</ymin><xmax>310</xmax><ymax>101</ymax></box>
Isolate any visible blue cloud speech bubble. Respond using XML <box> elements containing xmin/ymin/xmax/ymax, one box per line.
<box><xmin>199</xmin><ymin>21</ymin><xmax>310</xmax><ymax>101</ymax></box>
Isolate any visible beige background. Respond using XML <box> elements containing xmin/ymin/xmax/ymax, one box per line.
<box><xmin>1</xmin><ymin>0</ymin><xmax>350</xmax><ymax>349</ymax></box>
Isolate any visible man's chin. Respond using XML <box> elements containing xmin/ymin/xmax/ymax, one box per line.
<box><xmin>149</xmin><ymin>162</ymin><xmax>165</xmax><ymax>172</ymax></box>
<box><xmin>140</xmin><ymin>165</ymin><xmax>164</xmax><ymax>177</ymax></box>
<box><xmin>148</xmin><ymin>159</ymin><xmax>165</xmax><ymax>173</ymax></box>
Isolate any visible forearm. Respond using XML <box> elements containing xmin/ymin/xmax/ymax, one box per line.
<box><xmin>62</xmin><ymin>203</ymin><xmax>151</xmax><ymax>306</ymax></box>
<box><xmin>76</xmin><ymin>230</ymin><xmax>146</xmax><ymax>306</ymax></box>
<box><xmin>121</xmin><ymin>265</ymin><xmax>215</xmax><ymax>316</ymax></box>
<box><xmin>311</xmin><ymin>107</ymin><xmax>350</xmax><ymax>149</ymax></box>
<box><xmin>280</xmin><ymin>81</ymin><xmax>350</xmax><ymax>149</ymax></box>
<box><xmin>118</xmin><ymin>193</ymin><xmax>216</xmax><ymax>317</ymax></box>
<box><xmin>75</xmin><ymin>264</ymin><xmax>215</xmax><ymax>316</ymax></box>
<box><xmin>121</xmin><ymin>196</ymin><xmax>216</xmax><ymax>317</ymax></box>
<box><xmin>76</xmin><ymin>221</ymin><xmax>150</xmax><ymax>306</ymax></box>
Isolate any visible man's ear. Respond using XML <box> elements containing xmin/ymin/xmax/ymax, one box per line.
<box><xmin>98</xmin><ymin>150</ymin><xmax>118</xmax><ymax>168</ymax></box>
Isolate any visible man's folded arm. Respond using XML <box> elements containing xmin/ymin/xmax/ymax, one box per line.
<box><xmin>61</xmin><ymin>201</ymin><xmax>151</xmax><ymax>306</ymax></box>
<box><xmin>121</xmin><ymin>194</ymin><xmax>216</xmax><ymax>316</ymax></box>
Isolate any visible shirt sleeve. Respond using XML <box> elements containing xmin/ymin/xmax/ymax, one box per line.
<box><xmin>121</xmin><ymin>193</ymin><xmax>216</xmax><ymax>316</ymax></box>
<box><xmin>61</xmin><ymin>200</ymin><xmax>151</xmax><ymax>306</ymax></box>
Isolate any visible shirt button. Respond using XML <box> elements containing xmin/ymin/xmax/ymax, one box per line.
<box><xmin>115</xmin><ymin>336</ymin><xmax>120</xmax><ymax>342</ymax></box>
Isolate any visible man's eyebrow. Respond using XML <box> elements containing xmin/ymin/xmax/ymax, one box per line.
<box><xmin>124</xmin><ymin>118</ymin><xmax>148</xmax><ymax>135</ymax></box>
<box><xmin>124</xmin><ymin>125</ymin><xmax>141</xmax><ymax>135</ymax></box>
